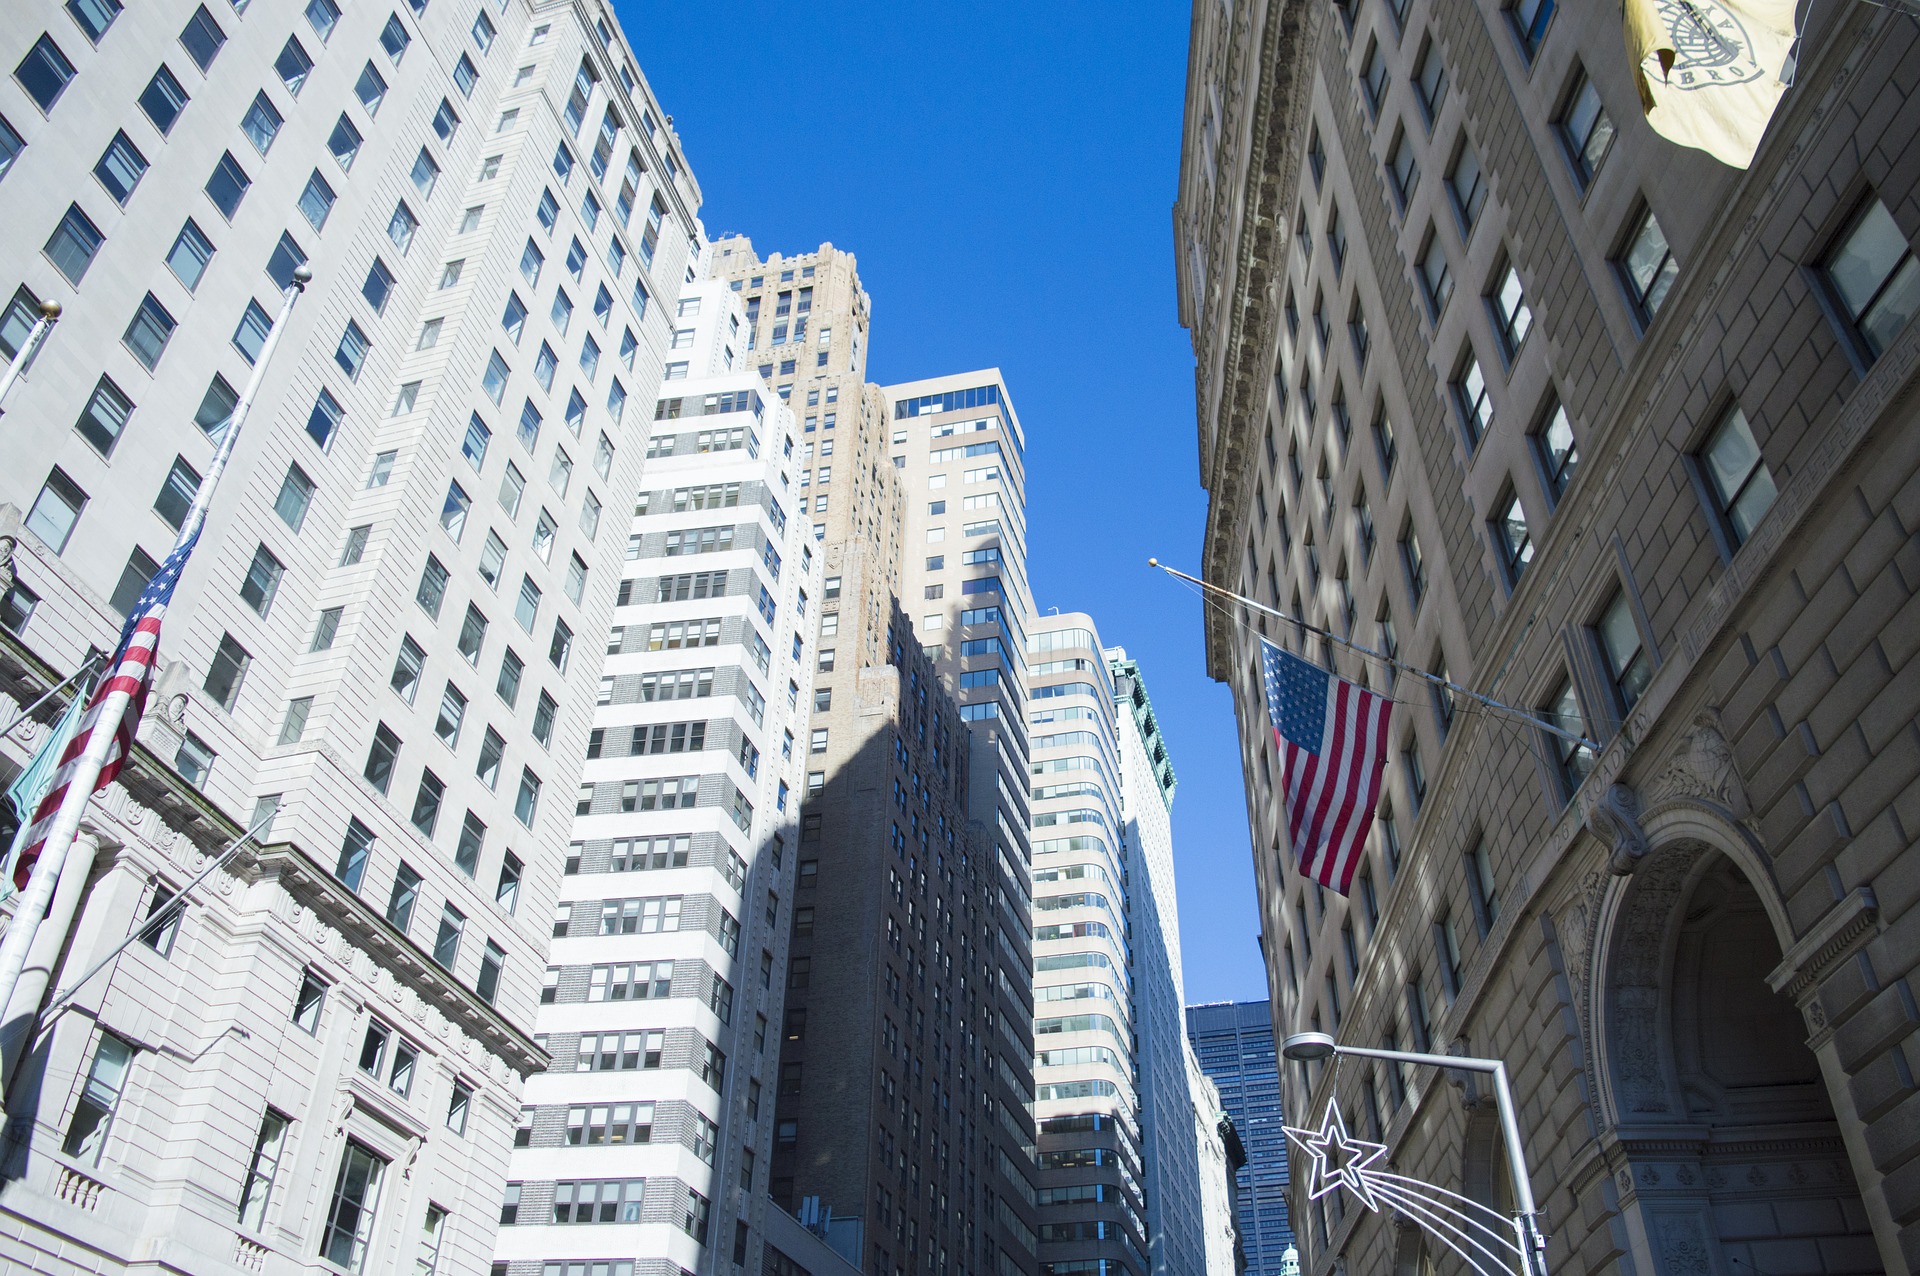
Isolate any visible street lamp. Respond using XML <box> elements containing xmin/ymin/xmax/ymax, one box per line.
<box><xmin>1281</xmin><ymin>1032</ymin><xmax>1550</xmax><ymax>1276</ymax></box>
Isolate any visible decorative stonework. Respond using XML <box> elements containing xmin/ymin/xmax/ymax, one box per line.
<box><xmin>1586</xmin><ymin>783</ymin><xmax>1650</xmax><ymax>876</ymax></box>
<box><xmin>1645</xmin><ymin>712</ymin><xmax>1750</xmax><ymax>822</ymax></box>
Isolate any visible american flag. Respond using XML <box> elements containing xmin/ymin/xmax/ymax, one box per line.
<box><xmin>12</xmin><ymin>524</ymin><xmax>199</xmax><ymax>890</ymax></box>
<box><xmin>1261</xmin><ymin>638</ymin><xmax>1393</xmax><ymax>894</ymax></box>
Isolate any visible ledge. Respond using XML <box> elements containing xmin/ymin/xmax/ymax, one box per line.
<box><xmin>0</xmin><ymin>632</ymin><xmax>547</xmax><ymax>1079</ymax></box>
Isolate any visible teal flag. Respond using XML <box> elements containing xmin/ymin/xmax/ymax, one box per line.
<box><xmin>0</xmin><ymin>689</ymin><xmax>89</xmax><ymax>901</ymax></box>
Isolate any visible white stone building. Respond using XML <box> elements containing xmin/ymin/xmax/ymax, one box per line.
<box><xmin>496</xmin><ymin>275</ymin><xmax>817</xmax><ymax>1276</ymax></box>
<box><xmin>0</xmin><ymin>0</ymin><xmax>702</xmax><ymax>1269</ymax></box>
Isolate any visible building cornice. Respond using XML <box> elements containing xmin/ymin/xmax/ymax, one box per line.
<box><xmin>1193</xmin><ymin>0</ymin><xmax>1322</xmax><ymax>683</ymax></box>
<box><xmin>0</xmin><ymin>633</ymin><xmax>549</xmax><ymax>1080</ymax></box>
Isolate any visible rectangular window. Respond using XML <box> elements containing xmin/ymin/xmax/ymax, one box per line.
<box><xmin>1698</xmin><ymin>405</ymin><xmax>1776</xmax><ymax>546</ymax></box>
<box><xmin>63</xmin><ymin>1031</ymin><xmax>134</xmax><ymax>1162</ymax></box>
<box><xmin>240</xmin><ymin>93</ymin><xmax>282</xmax><ymax>155</ymax></box>
<box><xmin>74</xmin><ymin>377</ymin><xmax>131</xmax><ymax>456</ymax></box>
<box><xmin>1543</xmin><ymin>676</ymin><xmax>1594</xmax><ymax>798</ymax></box>
<box><xmin>275</xmin><ymin>36</ymin><xmax>314</xmax><ymax>96</ymax></box>
<box><xmin>1617</xmin><ymin>205</ymin><xmax>1677</xmax><ymax>322</ymax></box>
<box><xmin>16</xmin><ymin>35</ymin><xmax>77</xmax><ymax>112</ymax></box>
<box><xmin>203</xmin><ymin>633</ymin><xmax>250</xmax><ymax>710</ymax></box>
<box><xmin>94</xmin><ymin>131</ymin><xmax>148</xmax><ymax>204</ymax></box>
<box><xmin>179</xmin><ymin>5</ymin><xmax>226</xmax><ymax>69</ymax></box>
<box><xmin>1824</xmin><ymin>198</ymin><xmax>1919</xmax><ymax>360</ymax></box>
<box><xmin>1447</xmin><ymin>140</ymin><xmax>1486</xmax><ymax>233</ymax></box>
<box><xmin>238</xmin><ymin>544</ymin><xmax>284</xmax><ymax>616</ymax></box>
<box><xmin>206</xmin><ymin>150</ymin><xmax>251</xmax><ymax>219</ymax></box>
<box><xmin>166</xmin><ymin>219</ymin><xmax>215</xmax><ymax>291</ymax></box>
<box><xmin>1594</xmin><ymin>589</ymin><xmax>1652</xmax><ymax>712</ymax></box>
<box><xmin>236</xmin><ymin>1109</ymin><xmax>290</xmax><ymax>1231</ymax></box>
<box><xmin>1507</xmin><ymin>0</ymin><xmax>1554</xmax><ymax>59</ymax></box>
<box><xmin>1534</xmin><ymin>396</ymin><xmax>1578</xmax><ymax>501</ymax></box>
<box><xmin>27</xmin><ymin>467</ymin><xmax>87</xmax><ymax>551</ymax></box>
<box><xmin>299</xmin><ymin>171</ymin><xmax>336</xmax><ymax>231</ymax></box>
<box><xmin>1557</xmin><ymin>68</ymin><xmax>1614</xmax><ymax>185</ymax></box>
<box><xmin>45</xmin><ymin>203</ymin><xmax>103</xmax><ymax>284</ymax></box>
<box><xmin>1453</xmin><ymin>354</ymin><xmax>1492</xmax><ymax>448</ymax></box>
<box><xmin>137</xmin><ymin>66</ymin><xmax>188</xmax><ymax>134</ymax></box>
<box><xmin>319</xmin><ymin>1141</ymin><xmax>387</xmax><ymax>1273</ymax></box>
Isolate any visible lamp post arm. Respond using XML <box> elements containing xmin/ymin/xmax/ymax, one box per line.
<box><xmin>1327</xmin><ymin>1042</ymin><xmax>1551</xmax><ymax>1276</ymax></box>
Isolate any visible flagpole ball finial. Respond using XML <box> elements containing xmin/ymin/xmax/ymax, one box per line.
<box><xmin>291</xmin><ymin>265</ymin><xmax>314</xmax><ymax>288</ymax></box>
<box><xmin>36</xmin><ymin>300</ymin><xmax>60</xmax><ymax>320</ymax></box>
<box><xmin>1148</xmin><ymin>557</ymin><xmax>1158</xmax><ymax>567</ymax></box>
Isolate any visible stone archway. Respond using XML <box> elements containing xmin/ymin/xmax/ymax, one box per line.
<box><xmin>1599</xmin><ymin>844</ymin><xmax>1878</xmax><ymax>1274</ymax></box>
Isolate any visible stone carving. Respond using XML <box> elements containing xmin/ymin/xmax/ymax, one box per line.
<box><xmin>165</xmin><ymin>693</ymin><xmax>189</xmax><ymax>730</ymax></box>
<box><xmin>1608</xmin><ymin>846</ymin><xmax>1705</xmax><ymax>1116</ymax></box>
<box><xmin>1648</xmin><ymin>711</ymin><xmax>1751</xmax><ymax>821</ymax></box>
<box><xmin>0</xmin><ymin>536</ymin><xmax>15</xmax><ymax>596</ymax></box>
<box><xmin>1587</xmin><ymin>783</ymin><xmax>1650</xmax><ymax>875</ymax></box>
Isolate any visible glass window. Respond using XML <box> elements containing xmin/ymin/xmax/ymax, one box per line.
<box><xmin>205</xmin><ymin>150</ymin><xmax>251</xmax><ymax>219</ymax></box>
<box><xmin>335</xmin><ymin>321</ymin><xmax>369</xmax><ymax>379</ymax></box>
<box><xmin>1543</xmin><ymin>676</ymin><xmax>1593</xmax><ymax>797</ymax></box>
<box><xmin>67</xmin><ymin>0</ymin><xmax>121</xmax><ymax>41</ymax></box>
<box><xmin>74</xmin><ymin>376</ymin><xmax>131</xmax><ymax>455</ymax></box>
<box><xmin>1557</xmin><ymin>69</ymin><xmax>1614</xmax><ymax>185</ymax></box>
<box><xmin>154</xmin><ymin>456</ymin><xmax>200</xmax><ymax>529</ymax></box>
<box><xmin>1419</xmin><ymin>231</ymin><xmax>1453</xmax><ymax>317</ymax></box>
<box><xmin>1508</xmin><ymin>0</ymin><xmax>1554</xmax><ymax>58</ymax></box>
<box><xmin>1699</xmin><ymin>406</ymin><xmax>1776</xmax><ymax>546</ymax></box>
<box><xmin>1534</xmin><ymin>396</ymin><xmax>1578</xmax><ymax>500</ymax></box>
<box><xmin>108</xmin><ymin>547</ymin><xmax>157</xmax><ymax>617</ymax></box>
<box><xmin>275</xmin><ymin>465</ymin><xmax>315</xmax><ymax>531</ymax></box>
<box><xmin>236</xmin><ymin>1110</ymin><xmax>290</xmax><ymax>1231</ymax></box>
<box><xmin>1447</xmin><ymin>139</ymin><xmax>1486</xmax><ymax>233</ymax></box>
<box><xmin>239</xmin><ymin>544</ymin><xmax>284</xmax><ymax>616</ymax></box>
<box><xmin>1825</xmin><ymin>198</ymin><xmax>1920</xmax><ymax>359</ymax></box>
<box><xmin>16</xmin><ymin>35</ymin><xmax>77</xmax><ymax>112</ymax></box>
<box><xmin>1595</xmin><ymin>590</ymin><xmax>1651</xmax><ymax>711</ymax></box>
<box><xmin>45</xmin><ymin>203</ymin><xmax>103</xmax><ymax>284</ymax></box>
<box><xmin>1415</xmin><ymin>41</ymin><xmax>1447</xmax><ymax>121</ymax></box>
<box><xmin>27</xmin><ymin>467</ymin><xmax>86</xmax><ymax>551</ymax></box>
<box><xmin>306</xmin><ymin>0</ymin><xmax>342</xmax><ymax>40</ymax></box>
<box><xmin>233</xmin><ymin>300</ymin><xmax>274</xmax><ymax>364</ymax></box>
<box><xmin>1490</xmin><ymin>262</ymin><xmax>1532</xmax><ymax>356</ymax></box>
<box><xmin>178</xmin><ymin>6</ymin><xmax>227</xmax><ymax>68</ymax></box>
<box><xmin>275</xmin><ymin>36</ymin><xmax>314</xmax><ymax>96</ymax></box>
<box><xmin>388</xmin><ymin>201</ymin><xmax>418</xmax><ymax>254</ymax></box>
<box><xmin>203</xmin><ymin>633</ymin><xmax>250</xmax><ymax>710</ymax></box>
<box><xmin>62</xmin><ymin>1031</ymin><xmax>134</xmax><ymax>1162</ymax></box>
<box><xmin>299</xmin><ymin>170</ymin><xmax>336</xmax><ymax>231</ymax></box>
<box><xmin>166</xmin><ymin>220</ymin><xmax>215</xmax><ymax>291</ymax></box>
<box><xmin>241</xmin><ymin>92</ymin><xmax>282</xmax><ymax>155</ymax></box>
<box><xmin>1492</xmin><ymin>490</ymin><xmax>1532</xmax><ymax>582</ymax></box>
<box><xmin>379</xmin><ymin>13</ymin><xmax>410</xmax><ymax>61</ymax></box>
<box><xmin>1453</xmin><ymin>354</ymin><xmax>1492</xmax><ymax>449</ymax></box>
<box><xmin>320</xmin><ymin>1141</ymin><xmax>387</xmax><ymax>1273</ymax></box>
<box><xmin>138</xmin><ymin>66</ymin><xmax>189</xmax><ymax>134</ymax></box>
<box><xmin>94</xmin><ymin>131</ymin><xmax>148</xmax><ymax>204</ymax></box>
<box><xmin>1618</xmin><ymin>206</ymin><xmax>1677</xmax><ymax>321</ymax></box>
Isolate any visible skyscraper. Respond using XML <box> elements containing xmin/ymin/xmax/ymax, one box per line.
<box><xmin>1028</xmin><ymin>614</ymin><xmax>1148</xmax><ymax>1276</ymax></box>
<box><xmin>0</xmin><ymin>0</ymin><xmax>696</xmax><ymax>1268</ymax></box>
<box><xmin>497</xmin><ymin>274</ymin><xmax>818</xmax><ymax>1276</ymax></box>
<box><xmin>1185</xmin><ymin>1002</ymin><xmax>1292</xmax><ymax>1276</ymax></box>
<box><xmin>1178</xmin><ymin>0</ymin><xmax>1917</xmax><ymax>1268</ymax></box>
<box><xmin>713</xmin><ymin>241</ymin><xmax>1039</xmax><ymax>1276</ymax></box>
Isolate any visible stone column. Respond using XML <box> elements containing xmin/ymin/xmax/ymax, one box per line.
<box><xmin>0</xmin><ymin>828</ymin><xmax>102</xmax><ymax>1085</ymax></box>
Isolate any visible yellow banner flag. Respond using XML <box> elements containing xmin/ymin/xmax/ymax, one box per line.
<box><xmin>1624</xmin><ymin>0</ymin><xmax>1798</xmax><ymax>169</ymax></box>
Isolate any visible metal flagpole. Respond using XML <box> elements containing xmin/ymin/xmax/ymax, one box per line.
<box><xmin>0</xmin><ymin>270</ymin><xmax>309</xmax><ymax>1110</ymax></box>
<box><xmin>0</xmin><ymin>300</ymin><xmax>61</xmax><ymax>409</ymax></box>
<box><xmin>1150</xmin><ymin>558</ymin><xmax>1600</xmax><ymax>752</ymax></box>
<box><xmin>36</xmin><ymin>812</ymin><xmax>274</xmax><ymax>1024</ymax></box>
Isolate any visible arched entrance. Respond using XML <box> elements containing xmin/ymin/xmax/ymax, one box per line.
<box><xmin>1601</xmin><ymin>846</ymin><xmax>1878</xmax><ymax>1274</ymax></box>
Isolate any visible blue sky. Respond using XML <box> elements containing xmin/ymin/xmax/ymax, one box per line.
<box><xmin>620</xmin><ymin>1</ymin><xmax>1269</xmax><ymax>1007</ymax></box>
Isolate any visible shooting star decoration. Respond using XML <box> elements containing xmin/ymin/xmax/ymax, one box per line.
<box><xmin>1283</xmin><ymin>1105</ymin><xmax>1538</xmax><ymax>1276</ymax></box>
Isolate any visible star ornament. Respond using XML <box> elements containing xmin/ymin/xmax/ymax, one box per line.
<box><xmin>1285</xmin><ymin>1105</ymin><xmax>1389</xmax><ymax>1212</ymax></box>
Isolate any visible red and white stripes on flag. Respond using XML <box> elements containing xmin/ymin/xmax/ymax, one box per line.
<box><xmin>1261</xmin><ymin>638</ymin><xmax>1394</xmax><ymax>895</ymax></box>
<box><xmin>12</xmin><ymin>525</ymin><xmax>197</xmax><ymax>890</ymax></box>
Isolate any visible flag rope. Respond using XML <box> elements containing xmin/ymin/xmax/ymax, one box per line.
<box><xmin>1149</xmin><ymin>558</ymin><xmax>1601</xmax><ymax>751</ymax></box>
